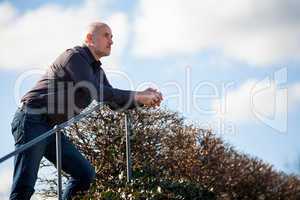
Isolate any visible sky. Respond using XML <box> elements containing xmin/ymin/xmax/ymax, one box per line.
<box><xmin>0</xmin><ymin>0</ymin><xmax>300</xmax><ymax>198</ymax></box>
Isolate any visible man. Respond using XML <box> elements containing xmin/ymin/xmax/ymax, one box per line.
<box><xmin>10</xmin><ymin>22</ymin><xmax>163</xmax><ymax>200</ymax></box>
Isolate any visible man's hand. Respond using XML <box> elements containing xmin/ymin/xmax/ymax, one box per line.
<box><xmin>134</xmin><ymin>87</ymin><xmax>163</xmax><ymax>108</ymax></box>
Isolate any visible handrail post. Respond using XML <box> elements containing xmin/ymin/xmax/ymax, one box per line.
<box><xmin>125</xmin><ymin>113</ymin><xmax>132</xmax><ymax>183</ymax></box>
<box><xmin>55</xmin><ymin>125</ymin><xmax>62</xmax><ymax>200</ymax></box>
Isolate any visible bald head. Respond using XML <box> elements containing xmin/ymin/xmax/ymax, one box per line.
<box><xmin>84</xmin><ymin>22</ymin><xmax>108</xmax><ymax>43</ymax></box>
<box><xmin>84</xmin><ymin>22</ymin><xmax>113</xmax><ymax>59</ymax></box>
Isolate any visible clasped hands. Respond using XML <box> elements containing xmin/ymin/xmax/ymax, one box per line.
<box><xmin>134</xmin><ymin>88</ymin><xmax>163</xmax><ymax>108</ymax></box>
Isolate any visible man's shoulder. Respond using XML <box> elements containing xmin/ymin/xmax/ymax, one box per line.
<box><xmin>54</xmin><ymin>46</ymin><xmax>85</xmax><ymax>66</ymax></box>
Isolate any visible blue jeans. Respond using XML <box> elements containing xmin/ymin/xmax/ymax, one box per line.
<box><xmin>9</xmin><ymin>108</ymin><xmax>96</xmax><ymax>200</ymax></box>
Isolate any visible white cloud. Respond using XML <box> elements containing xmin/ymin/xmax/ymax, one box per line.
<box><xmin>132</xmin><ymin>0</ymin><xmax>300</xmax><ymax>66</ymax></box>
<box><xmin>0</xmin><ymin>167</ymin><xmax>13</xmax><ymax>199</ymax></box>
<box><xmin>212</xmin><ymin>79</ymin><xmax>300</xmax><ymax>124</ymax></box>
<box><xmin>0</xmin><ymin>0</ymin><xmax>129</xmax><ymax>70</ymax></box>
<box><xmin>213</xmin><ymin>80</ymin><xmax>258</xmax><ymax>122</ymax></box>
<box><xmin>0</xmin><ymin>2</ymin><xmax>15</xmax><ymax>26</ymax></box>
<box><xmin>289</xmin><ymin>83</ymin><xmax>300</xmax><ymax>109</ymax></box>
<box><xmin>31</xmin><ymin>193</ymin><xmax>57</xmax><ymax>200</ymax></box>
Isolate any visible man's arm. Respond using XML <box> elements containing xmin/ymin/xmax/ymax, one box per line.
<box><xmin>63</xmin><ymin>53</ymin><xmax>162</xmax><ymax>110</ymax></box>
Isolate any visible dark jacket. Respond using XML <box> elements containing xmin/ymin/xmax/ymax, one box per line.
<box><xmin>21</xmin><ymin>45</ymin><xmax>137</xmax><ymax>125</ymax></box>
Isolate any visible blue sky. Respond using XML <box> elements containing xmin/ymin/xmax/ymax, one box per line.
<box><xmin>1</xmin><ymin>0</ymin><xmax>300</xmax><ymax>198</ymax></box>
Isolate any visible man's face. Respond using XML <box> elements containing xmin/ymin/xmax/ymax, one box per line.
<box><xmin>93</xmin><ymin>25</ymin><xmax>113</xmax><ymax>58</ymax></box>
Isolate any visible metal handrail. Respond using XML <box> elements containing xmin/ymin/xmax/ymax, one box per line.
<box><xmin>125</xmin><ymin>113</ymin><xmax>132</xmax><ymax>183</ymax></box>
<box><xmin>0</xmin><ymin>102</ymin><xmax>133</xmax><ymax>199</ymax></box>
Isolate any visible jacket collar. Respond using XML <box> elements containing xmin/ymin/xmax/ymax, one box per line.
<box><xmin>81</xmin><ymin>44</ymin><xmax>102</xmax><ymax>67</ymax></box>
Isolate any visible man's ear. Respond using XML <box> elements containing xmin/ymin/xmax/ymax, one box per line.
<box><xmin>85</xmin><ymin>33</ymin><xmax>93</xmax><ymax>45</ymax></box>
